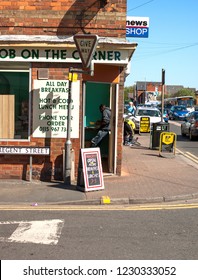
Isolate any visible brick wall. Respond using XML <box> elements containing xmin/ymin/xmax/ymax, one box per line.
<box><xmin>0</xmin><ymin>0</ymin><xmax>127</xmax><ymax>179</ymax></box>
<box><xmin>0</xmin><ymin>0</ymin><xmax>126</xmax><ymax>37</ymax></box>
<box><xmin>146</xmin><ymin>83</ymin><xmax>162</xmax><ymax>93</ymax></box>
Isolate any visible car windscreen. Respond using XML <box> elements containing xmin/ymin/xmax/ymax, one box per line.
<box><xmin>174</xmin><ymin>106</ymin><xmax>187</xmax><ymax>111</ymax></box>
<box><xmin>136</xmin><ymin>109</ymin><xmax>160</xmax><ymax>117</ymax></box>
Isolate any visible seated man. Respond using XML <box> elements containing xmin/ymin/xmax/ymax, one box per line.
<box><xmin>91</xmin><ymin>104</ymin><xmax>111</xmax><ymax>147</ymax></box>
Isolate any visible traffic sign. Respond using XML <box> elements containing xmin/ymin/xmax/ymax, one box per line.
<box><xmin>74</xmin><ymin>34</ymin><xmax>98</xmax><ymax>68</ymax></box>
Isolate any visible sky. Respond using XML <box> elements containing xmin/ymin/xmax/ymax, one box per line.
<box><xmin>125</xmin><ymin>0</ymin><xmax>198</xmax><ymax>90</ymax></box>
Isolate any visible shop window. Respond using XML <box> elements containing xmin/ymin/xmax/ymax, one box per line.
<box><xmin>0</xmin><ymin>71</ymin><xmax>29</xmax><ymax>140</ymax></box>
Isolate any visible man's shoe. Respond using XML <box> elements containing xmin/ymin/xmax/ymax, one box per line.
<box><xmin>90</xmin><ymin>141</ymin><xmax>96</xmax><ymax>147</ymax></box>
<box><xmin>124</xmin><ymin>142</ymin><xmax>130</xmax><ymax>146</ymax></box>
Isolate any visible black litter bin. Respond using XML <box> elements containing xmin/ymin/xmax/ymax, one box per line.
<box><xmin>150</xmin><ymin>122</ymin><xmax>169</xmax><ymax>149</ymax></box>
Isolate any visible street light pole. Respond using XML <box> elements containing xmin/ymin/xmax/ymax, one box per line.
<box><xmin>64</xmin><ymin>66</ymin><xmax>94</xmax><ymax>185</ymax></box>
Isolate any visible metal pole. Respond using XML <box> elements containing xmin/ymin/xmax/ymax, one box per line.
<box><xmin>161</xmin><ymin>69</ymin><xmax>165</xmax><ymax>122</ymax></box>
<box><xmin>64</xmin><ymin>70</ymin><xmax>73</xmax><ymax>185</ymax></box>
<box><xmin>135</xmin><ymin>83</ymin><xmax>138</xmax><ymax>106</ymax></box>
<box><xmin>29</xmin><ymin>155</ymin><xmax>32</xmax><ymax>181</ymax></box>
<box><xmin>64</xmin><ymin>66</ymin><xmax>93</xmax><ymax>185</ymax></box>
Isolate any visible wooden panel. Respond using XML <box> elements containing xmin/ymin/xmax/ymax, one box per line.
<box><xmin>0</xmin><ymin>95</ymin><xmax>15</xmax><ymax>138</ymax></box>
<box><xmin>82</xmin><ymin>64</ymin><xmax>120</xmax><ymax>83</ymax></box>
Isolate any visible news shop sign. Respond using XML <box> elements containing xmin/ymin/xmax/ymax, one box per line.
<box><xmin>81</xmin><ymin>148</ymin><xmax>104</xmax><ymax>192</ymax></box>
<box><xmin>126</xmin><ymin>16</ymin><xmax>149</xmax><ymax>38</ymax></box>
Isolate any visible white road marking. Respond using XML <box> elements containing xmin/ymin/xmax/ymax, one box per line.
<box><xmin>0</xmin><ymin>219</ymin><xmax>64</xmax><ymax>245</ymax></box>
<box><xmin>177</xmin><ymin>148</ymin><xmax>198</xmax><ymax>165</ymax></box>
<box><xmin>185</xmin><ymin>152</ymin><xmax>198</xmax><ymax>161</ymax></box>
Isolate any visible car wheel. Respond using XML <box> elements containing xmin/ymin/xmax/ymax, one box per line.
<box><xmin>181</xmin><ymin>127</ymin><xmax>185</xmax><ymax>136</ymax></box>
<box><xmin>189</xmin><ymin>130</ymin><xmax>194</xmax><ymax>141</ymax></box>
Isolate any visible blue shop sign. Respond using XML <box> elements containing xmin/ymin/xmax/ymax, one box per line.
<box><xmin>126</xmin><ymin>16</ymin><xmax>149</xmax><ymax>38</ymax></box>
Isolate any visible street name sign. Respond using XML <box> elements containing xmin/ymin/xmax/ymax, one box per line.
<box><xmin>0</xmin><ymin>146</ymin><xmax>50</xmax><ymax>155</ymax></box>
<box><xmin>74</xmin><ymin>34</ymin><xmax>98</xmax><ymax>68</ymax></box>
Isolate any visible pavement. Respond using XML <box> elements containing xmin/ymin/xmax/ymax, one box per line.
<box><xmin>0</xmin><ymin>134</ymin><xmax>198</xmax><ymax>206</ymax></box>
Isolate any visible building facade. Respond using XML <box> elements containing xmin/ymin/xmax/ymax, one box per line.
<box><xmin>0</xmin><ymin>0</ymin><xmax>137</xmax><ymax>181</ymax></box>
<box><xmin>136</xmin><ymin>81</ymin><xmax>162</xmax><ymax>104</ymax></box>
<box><xmin>136</xmin><ymin>81</ymin><xmax>197</xmax><ymax>105</ymax></box>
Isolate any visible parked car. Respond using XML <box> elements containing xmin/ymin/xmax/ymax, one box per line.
<box><xmin>164</xmin><ymin>104</ymin><xmax>172</xmax><ymax>115</ymax></box>
<box><xmin>169</xmin><ymin>105</ymin><xmax>189</xmax><ymax>120</ymax></box>
<box><xmin>181</xmin><ymin>111</ymin><xmax>198</xmax><ymax>140</ymax></box>
<box><xmin>132</xmin><ymin>106</ymin><xmax>161</xmax><ymax>131</ymax></box>
<box><xmin>136</xmin><ymin>103</ymin><xmax>152</xmax><ymax>108</ymax></box>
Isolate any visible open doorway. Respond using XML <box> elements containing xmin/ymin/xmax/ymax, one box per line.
<box><xmin>83</xmin><ymin>81</ymin><xmax>117</xmax><ymax>174</ymax></box>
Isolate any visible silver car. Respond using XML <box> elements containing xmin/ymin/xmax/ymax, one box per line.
<box><xmin>181</xmin><ymin>111</ymin><xmax>198</xmax><ymax>140</ymax></box>
<box><xmin>132</xmin><ymin>106</ymin><xmax>161</xmax><ymax>131</ymax></box>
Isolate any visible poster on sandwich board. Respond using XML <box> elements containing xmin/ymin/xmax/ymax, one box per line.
<box><xmin>81</xmin><ymin>148</ymin><xmax>104</xmax><ymax>192</ymax></box>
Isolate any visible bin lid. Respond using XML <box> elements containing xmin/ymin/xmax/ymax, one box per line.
<box><xmin>152</xmin><ymin>122</ymin><xmax>169</xmax><ymax>131</ymax></box>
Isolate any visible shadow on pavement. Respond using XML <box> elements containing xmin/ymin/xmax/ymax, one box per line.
<box><xmin>45</xmin><ymin>181</ymin><xmax>79</xmax><ymax>192</ymax></box>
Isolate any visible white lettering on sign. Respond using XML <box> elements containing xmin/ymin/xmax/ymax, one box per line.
<box><xmin>0</xmin><ymin>220</ymin><xmax>64</xmax><ymax>245</ymax></box>
<box><xmin>0</xmin><ymin>146</ymin><xmax>50</xmax><ymax>155</ymax></box>
<box><xmin>126</xmin><ymin>28</ymin><xmax>149</xmax><ymax>37</ymax></box>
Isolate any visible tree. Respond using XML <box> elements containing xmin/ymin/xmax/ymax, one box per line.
<box><xmin>124</xmin><ymin>86</ymin><xmax>135</xmax><ymax>102</ymax></box>
<box><xmin>173</xmin><ymin>88</ymin><xmax>195</xmax><ymax>98</ymax></box>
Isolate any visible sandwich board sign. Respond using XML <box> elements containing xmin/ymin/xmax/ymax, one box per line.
<box><xmin>74</xmin><ymin>34</ymin><xmax>98</xmax><ymax>68</ymax></box>
<box><xmin>159</xmin><ymin>132</ymin><xmax>176</xmax><ymax>156</ymax></box>
<box><xmin>79</xmin><ymin>147</ymin><xmax>104</xmax><ymax>192</ymax></box>
<box><xmin>139</xmin><ymin>116</ymin><xmax>150</xmax><ymax>133</ymax></box>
